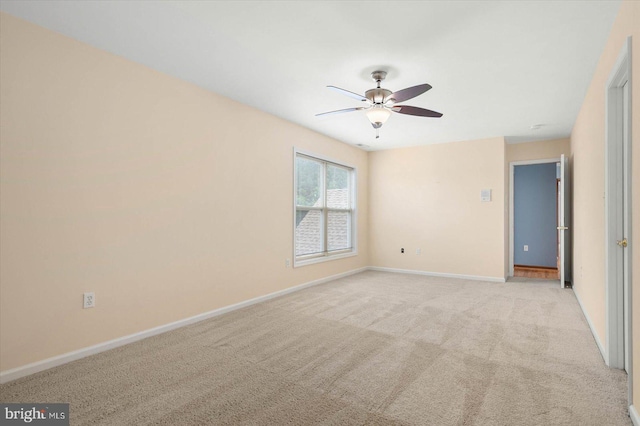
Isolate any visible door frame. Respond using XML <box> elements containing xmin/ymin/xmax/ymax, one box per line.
<box><xmin>604</xmin><ymin>36</ymin><xmax>632</xmax><ymax>401</ymax></box>
<box><xmin>509</xmin><ymin>158</ymin><xmax>561</xmax><ymax>279</ymax></box>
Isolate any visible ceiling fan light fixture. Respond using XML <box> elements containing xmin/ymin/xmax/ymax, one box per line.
<box><xmin>366</xmin><ymin>106</ymin><xmax>391</xmax><ymax>127</ymax></box>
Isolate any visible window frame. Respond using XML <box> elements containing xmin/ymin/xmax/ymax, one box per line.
<box><xmin>293</xmin><ymin>148</ymin><xmax>357</xmax><ymax>267</ymax></box>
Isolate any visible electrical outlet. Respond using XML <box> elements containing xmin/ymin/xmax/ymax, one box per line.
<box><xmin>401</xmin><ymin>248</ymin><xmax>405</xmax><ymax>254</ymax></box>
<box><xmin>83</xmin><ymin>292</ymin><xmax>95</xmax><ymax>309</ymax></box>
<box><xmin>524</xmin><ymin>245</ymin><xmax>529</xmax><ymax>252</ymax></box>
<box><xmin>416</xmin><ymin>248</ymin><xmax>421</xmax><ymax>255</ymax></box>
<box><xmin>285</xmin><ymin>258</ymin><xmax>291</xmax><ymax>268</ymax></box>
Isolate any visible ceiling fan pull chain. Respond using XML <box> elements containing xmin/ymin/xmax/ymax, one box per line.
<box><xmin>376</xmin><ymin>128</ymin><xmax>380</xmax><ymax>139</ymax></box>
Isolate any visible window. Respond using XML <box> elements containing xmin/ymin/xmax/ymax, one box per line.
<box><xmin>294</xmin><ymin>150</ymin><xmax>356</xmax><ymax>266</ymax></box>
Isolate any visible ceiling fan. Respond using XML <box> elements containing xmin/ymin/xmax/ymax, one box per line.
<box><xmin>316</xmin><ymin>70</ymin><xmax>443</xmax><ymax>139</ymax></box>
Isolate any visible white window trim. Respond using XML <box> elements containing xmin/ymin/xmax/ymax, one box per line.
<box><xmin>293</xmin><ymin>148</ymin><xmax>358</xmax><ymax>267</ymax></box>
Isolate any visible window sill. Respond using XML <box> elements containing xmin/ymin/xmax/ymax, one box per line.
<box><xmin>293</xmin><ymin>250</ymin><xmax>357</xmax><ymax>268</ymax></box>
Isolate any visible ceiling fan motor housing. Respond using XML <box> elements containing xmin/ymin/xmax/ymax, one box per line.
<box><xmin>365</xmin><ymin>88</ymin><xmax>392</xmax><ymax>104</ymax></box>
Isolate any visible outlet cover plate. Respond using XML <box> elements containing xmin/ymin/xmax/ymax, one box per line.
<box><xmin>83</xmin><ymin>292</ymin><xmax>95</xmax><ymax>309</ymax></box>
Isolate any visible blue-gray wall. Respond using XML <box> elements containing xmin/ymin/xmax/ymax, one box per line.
<box><xmin>514</xmin><ymin>163</ymin><xmax>558</xmax><ymax>267</ymax></box>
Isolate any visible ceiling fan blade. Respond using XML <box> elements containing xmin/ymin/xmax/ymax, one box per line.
<box><xmin>316</xmin><ymin>107</ymin><xmax>367</xmax><ymax>117</ymax></box>
<box><xmin>392</xmin><ymin>105</ymin><xmax>442</xmax><ymax>118</ymax></box>
<box><xmin>387</xmin><ymin>84</ymin><xmax>432</xmax><ymax>104</ymax></box>
<box><xmin>327</xmin><ymin>86</ymin><xmax>369</xmax><ymax>102</ymax></box>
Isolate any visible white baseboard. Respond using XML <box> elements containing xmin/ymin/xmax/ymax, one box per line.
<box><xmin>573</xmin><ymin>288</ymin><xmax>608</xmax><ymax>365</ymax></box>
<box><xmin>630</xmin><ymin>405</ymin><xmax>639</xmax><ymax>425</ymax></box>
<box><xmin>367</xmin><ymin>266</ymin><xmax>506</xmax><ymax>283</ymax></box>
<box><xmin>0</xmin><ymin>267</ymin><xmax>367</xmax><ymax>384</ymax></box>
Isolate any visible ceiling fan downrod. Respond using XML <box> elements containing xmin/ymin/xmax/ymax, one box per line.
<box><xmin>371</xmin><ymin>70</ymin><xmax>387</xmax><ymax>88</ymax></box>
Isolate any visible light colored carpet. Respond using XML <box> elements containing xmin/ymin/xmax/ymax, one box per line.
<box><xmin>0</xmin><ymin>271</ymin><xmax>629</xmax><ymax>425</ymax></box>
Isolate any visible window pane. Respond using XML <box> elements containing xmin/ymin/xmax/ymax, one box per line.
<box><xmin>327</xmin><ymin>211</ymin><xmax>350</xmax><ymax>251</ymax></box>
<box><xmin>296</xmin><ymin>157</ymin><xmax>323</xmax><ymax>207</ymax></box>
<box><xmin>295</xmin><ymin>209</ymin><xmax>323</xmax><ymax>256</ymax></box>
<box><xmin>326</xmin><ymin>164</ymin><xmax>349</xmax><ymax>209</ymax></box>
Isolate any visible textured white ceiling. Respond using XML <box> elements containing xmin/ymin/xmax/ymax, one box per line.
<box><xmin>0</xmin><ymin>1</ymin><xmax>621</xmax><ymax>150</ymax></box>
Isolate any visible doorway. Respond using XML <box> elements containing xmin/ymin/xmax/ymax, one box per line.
<box><xmin>512</xmin><ymin>160</ymin><xmax>560</xmax><ymax>280</ymax></box>
<box><xmin>509</xmin><ymin>158</ymin><xmax>567</xmax><ymax>286</ymax></box>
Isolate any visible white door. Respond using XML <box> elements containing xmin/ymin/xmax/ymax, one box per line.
<box><xmin>604</xmin><ymin>38</ymin><xmax>631</xmax><ymax>401</ymax></box>
<box><xmin>605</xmin><ymin>54</ymin><xmax>631</xmax><ymax>373</ymax></box>
<box><xmin>558</xmin><ymin>154</ymin><xmax>571</xmax><ymax>288</ymax></box>
<box><xmin>622</xmin><ymin>80</ymin><xmax>630</xmax><ymax>373</ymax></box>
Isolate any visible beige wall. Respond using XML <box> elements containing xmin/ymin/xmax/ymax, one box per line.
<box><xmin>506</xmin><ymin>138</ymin><xmax>570</xmax><ymax>163</ymax></box>
<box><xmin>569</xmin><ymin>0</ymin><xmax>639</xmax><ymax>405</ymax></box>
<box><xmin>368</xmin><ymin>137</ymin><xmax>506</xmax><ymax>280</ymax></box>
<box><xmin>0</xmin><ymin>13</ymin><xmax>369</xmax><ymax>372</ymax></box>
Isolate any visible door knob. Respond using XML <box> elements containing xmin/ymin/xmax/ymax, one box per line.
<box><xmin>557</xmin><ymin>226</ymin><xmax>569</xmax><ymax>230</ymax></box>
<box><xmin>616</xmin><ymin>239</ymin><xmax>628</xmax><ymax>248</ymax></box>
